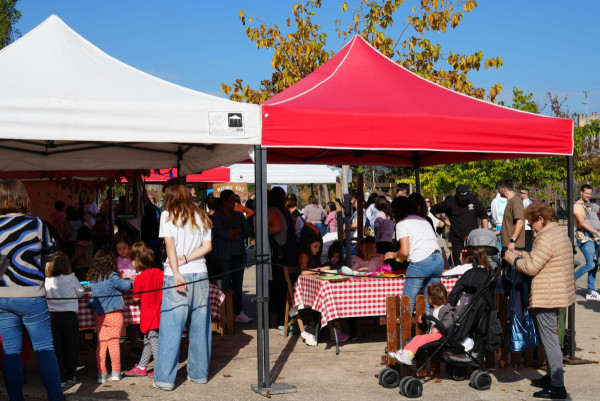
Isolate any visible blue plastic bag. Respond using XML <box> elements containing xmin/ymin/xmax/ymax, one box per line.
<box><xmin>509</xmin><ymin>259</ymin><xmax>540</xmax><ymax>352</ymax></box>
<box><xmin>510</xmin><ymin>309</ymin><xmax>540</xmax><ymax>352</ymax></box>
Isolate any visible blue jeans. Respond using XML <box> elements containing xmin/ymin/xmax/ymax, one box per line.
<box><xmin>575</xmin><ymin>239</ymin><xmax>598</xmax><ymax>293</ymax></box>
<box><xmin>155</xmin><ymin>273</ymin><xmax>212</xmax><ymax>389</ymax></box>
<box><xmin>313</xmin><ymin>223</ymin><xmax>323</xmax><ymax>234</ymax></box>
<box><xmin>0</xmin><ymin>297</ymin><xmax>63</xmax><ymax>401</ymax></box>
<box><xmin>403</xmin><ymin>252</ymin><xmax>444</xmax><ymax>314</ymax></box>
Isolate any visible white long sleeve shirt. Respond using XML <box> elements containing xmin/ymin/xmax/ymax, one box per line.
<box><xmin>45</xmin><ymin>273</ymin><xmax>85</xmax><ymax>312</ymax></box>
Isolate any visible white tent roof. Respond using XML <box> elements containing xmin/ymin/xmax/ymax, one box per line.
<box><xmin>0</xmin><ymin>15</ymin><xmax>260</xmax><ymax>174</ymax></box>
<box><xmin>228</xmin><ymin>164</ymin><xmax>351</xmax><ymax>185</ymax></box>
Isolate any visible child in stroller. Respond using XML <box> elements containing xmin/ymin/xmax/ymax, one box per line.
<box><xmin>383</xmin><ymin>244</ymin><xmax>500</xmax><ymax>397</ymax></box>
<box><xmin>389</xmin><ymin>283</ymin><xmax>472</xmax><ymax>365</ymax></box>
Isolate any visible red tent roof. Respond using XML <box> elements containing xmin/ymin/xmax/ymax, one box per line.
<box><xmin>261</xmin><ymin>36</ymin><xmax>573</xmax><ymax>167</ymax></box>
<box><xmin>143</xmin><ymin>167</ymin><xmax>230</xmax><ymax>183</ymax></box>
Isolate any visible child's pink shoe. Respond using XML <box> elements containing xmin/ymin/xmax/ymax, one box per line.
<box><xmin>124</xmin><ymin>364</ymin><xmax>147</xmax><ymax>377</ymax></box>
<box><xmin>148</xmin><ymin>371</ymin><xmax>154</xmax><ymax>378</ymax></box>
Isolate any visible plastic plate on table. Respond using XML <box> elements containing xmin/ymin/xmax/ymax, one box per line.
<box><xmin>315</xmin><ymin>275</ymin><xmax>350</xmax><ymax>282</ymax></box>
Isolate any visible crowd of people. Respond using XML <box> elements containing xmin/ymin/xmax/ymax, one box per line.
<box><xmin>264</xmin><ymin>179</ymin><xmax>577</xmax><ymax>399</ymax></box>
<box><xmin>0</xmin><ymin>179</ymin><xmax>237</xmax><ymax>399</ymax></box>
<box><xmin>0</xmin><ymin>175</ymin><xmax>589</xmax><ymax>399</ymax></box>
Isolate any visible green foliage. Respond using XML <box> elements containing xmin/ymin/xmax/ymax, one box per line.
<box><xmin>574</xmin><ymin>119</ymin><xmax>600</xmax><ymax>184</ymax></box>
<box><xmin>420</xmin><ymin>87</ymin><xmax>577</xmax><ymax>200</ymax></box>
<box><xmin>507</xmin><ymin>87</ymin><xmax>539</xmax><ymax>114</ymax></box>
<box><xmin>223</xmin><ymin>0</ymin><xmax>503</xmax><ymax>103</ymax></box>
<box><xmin>0</xmin><ymin>0</ymin><xmax>20</xmax><ymax>49</ymax></box>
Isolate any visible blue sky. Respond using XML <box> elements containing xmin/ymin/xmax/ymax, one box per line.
<box><xmin>14</xmin><ymin>0</ymin><xmax>600</xmax><ymax>115</ymax></box>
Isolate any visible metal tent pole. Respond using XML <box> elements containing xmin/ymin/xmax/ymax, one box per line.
<box><xmin>414</xmin><ymin>153</ymin><xmax>421</xmax><ymax>193</ymax></box>
<box><xmin>251</xmin><ymin>145</ymin><xmax>296</xmax><ymax>395</ymax></box>
<box><xmin>567</xmin><ymin>155</ymin><xmax>576</xmax><ymax>360</ymax></box>
<box><xmin>415</xmin><ymin>166</ymin><xmax>421</xmax><ymax>193</ymax></box>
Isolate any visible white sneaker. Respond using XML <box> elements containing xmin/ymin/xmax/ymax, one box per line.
<box><xmin>301</xmin><ymin>331</ymin><xmax>317</xmax><ymax>346</ymax></box>
<box><xmin>233</xmin><ymin>311</ymin><xmax>254</xmax><ymax>323</ymax></box>
<box><xmin>97</xmin><ymin>373</ymin><xmax>109</xmax><ymax>384</ymax></box>
<box><xmin>389</xmin><ymin>349</ymin><xmax>413</xmax><ymax>365</ymax></box>
<box><xmin>110</xmin><ymin>371</ymin><xmax>121</xmax><ymax>381</ymax></box>
<box><xmin>586</xmin><ymin>290</ymin><xmax>600</xmax><ymax>301</ymax></box>
<box><xmin>461</xmin><ymin>337</ymin><xmax>475</xmax><ymax>352</ymax></box>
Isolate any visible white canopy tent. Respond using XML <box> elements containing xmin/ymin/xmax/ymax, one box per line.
<box><xmin>228</xmin><ymin>163</ymin><xmax>351</xmax><ymax>184</ymax></box>
<box><xmin>0</xmin><ymin>15</ymin><xmax>260</xmax><ymax>174</ymax></box>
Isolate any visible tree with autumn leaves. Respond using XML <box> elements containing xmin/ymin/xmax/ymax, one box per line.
<box><xmin>222</xmin><ymin>0</ymin><xmax>503</xmax><ymax>104</ymax></box>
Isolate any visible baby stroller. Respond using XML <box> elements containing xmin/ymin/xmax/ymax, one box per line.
<box><xmin>466</xmin><ymin>228</ymin><xmax>502</xmax><ymax>274</ymax></box>
<box><xmin>382</xmin><ymin>259</ymin><xmax>502</xmax><ymax>398</ymax></box>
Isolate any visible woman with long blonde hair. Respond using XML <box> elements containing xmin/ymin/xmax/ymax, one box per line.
<box><xmin>154</xmin><ymin>181</ymin><xmax>213</xmax><ymax>390</ymax></box>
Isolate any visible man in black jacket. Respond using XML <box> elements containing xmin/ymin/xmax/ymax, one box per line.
<box><xmin>430</xmin><ymin>185</ymin><xmax>489</xmax><ymax>266</ymax></box>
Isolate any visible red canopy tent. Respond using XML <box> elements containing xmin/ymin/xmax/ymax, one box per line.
<box><xmin>252</xmin><ymin>36</ymin><xmax>574</xmax><ymax>394</ymax></box>
<box><xmin>261</xmin><ymin>36</ymin><xmax>573</xmax><ymax>166</ymax></box>
<box><xmin>142</xmin><ymin>167</ymin><xmax>230</xmax><ymax>183</ymax></box>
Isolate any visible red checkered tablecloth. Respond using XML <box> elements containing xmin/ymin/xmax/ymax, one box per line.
<box><xmin>78</xmin><ymin>284</ymin><xmax>225</xmax><ymax>329</ymax></box>
<box><xmin>293</xmin><ymin>276</ymin><xmax>458</xmax><ymax>328</ymax></box>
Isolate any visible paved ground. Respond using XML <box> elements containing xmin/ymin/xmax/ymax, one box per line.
<box><xmin>2</xmin><ymin>234</ymin><xmax>600</xmax><ymax>400</ymax></box>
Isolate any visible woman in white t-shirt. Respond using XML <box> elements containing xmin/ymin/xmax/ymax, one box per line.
<box><xmin>154</xmin><ymin>182</ymin><xmax>213</xmax><ymax>390</ymax></box>
<box><xmin>386</xmin><ymin>197</ymin><xmax>443</xmax><ymax>314</ymax></box>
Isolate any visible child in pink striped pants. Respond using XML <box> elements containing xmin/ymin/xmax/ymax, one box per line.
<box><xmin>87</xmin><ymin>250</ymin><xmax>132</xmax><ymax>383</ymax></box>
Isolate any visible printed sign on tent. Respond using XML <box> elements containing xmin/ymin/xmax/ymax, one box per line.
<box><xmin>208</xmin><ymin>111</ymin><xmax>245</xmax><ymax>136</ymax></box>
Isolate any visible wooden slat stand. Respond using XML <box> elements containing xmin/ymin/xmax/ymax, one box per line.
<box><xmin>211</xmin><ymin>288</ymin><xmax>234</xmax><ymax>335</ymax></box>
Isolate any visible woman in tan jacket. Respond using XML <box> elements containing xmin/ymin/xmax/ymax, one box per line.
<box><xmin>504</xmin><ymin>201</ymin><xmax>575</xmax><ymax>400</ymax></box>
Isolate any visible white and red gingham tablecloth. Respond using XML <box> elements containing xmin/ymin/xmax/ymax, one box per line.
<box><xmin>78</xmin><ymin>284</ymin><xmax>225</xmax><ymax>329</ymax></box>
<box><xmin>293</xmin><ymin>275</ymin><xmax>458</xmax><ymax>328</ymax></box>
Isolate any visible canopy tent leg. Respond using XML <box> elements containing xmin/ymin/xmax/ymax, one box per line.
<box><xmin>564</xmin><ymin>155</ymin><xmax>585</xmax><ymax>365</ymax></box>
<box><xmin>107</xmin><ymin>187</ymin><xmax>114</xmax><ymax>237</ymax></box>
<box><xmin>564</xmin><ymin>155</ymin><xmax>592</xmax><ymax>366</ymax></box>
<box><xmin>414</xmin><ymin>166</ymin><xmax>421</xmax><ymax>193</ymax></box>
<box><xmin>342</xmin><ymin>166</ymin><xmax>352</xmax><ymax>266</ymax></box>
<box><xmin>414</xmin><ymin>153</ymin><xmax>421</xmax><ymax>193</ymax></box>
<box><xmin>252</xmin><ymin>145</ymin><xmax>297</xmax><ymax>395</ymax></box>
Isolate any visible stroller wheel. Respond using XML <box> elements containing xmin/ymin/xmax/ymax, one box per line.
<box><xmin>378</xmin><ymin>367</ymin><xmax>391</xmax><ymax>385</ymax></box>
<box><xmin>469</xmin><ymin>370</ymin><xmax>492</xmax><ymax>391</ymax></box>
<box><xmin>381</xmin><ymin>368</ymin><xmax>400</xmax><ymax>389</ymax></box>
<box><xmin>399</xmin><ymin>376</ymin><xmax>412</xmax><ymax>396</ymax></box>
<box><xmin>404</xmin><ymin>377</ymin><xmax>423</xmax><ymax>398</ymax></box>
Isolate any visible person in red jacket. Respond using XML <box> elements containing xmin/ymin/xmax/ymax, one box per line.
<box><xmin>125</xmin><ymin>242</ymin><xmax>164</xmax><ymax>378</ymax></box>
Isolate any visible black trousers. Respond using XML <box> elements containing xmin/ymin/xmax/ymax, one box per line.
<box><xmin>50</xmin><ymin>311</ymin><xmax>79</xmax><ymax>382</ymax></box>
<box><xmin>451</xmin><ymin>241</ymin><xmax>465</xmax><ymax>267</ymax></box>
<box><xmin>269</xmin><ymin>263</ymin><xmax>288</xmax><ymax>326</ymax></box>
<box><xmin>525</xmin><ymin>230</ymin><xmax>534</xmax><ymax>252</ymax></box>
